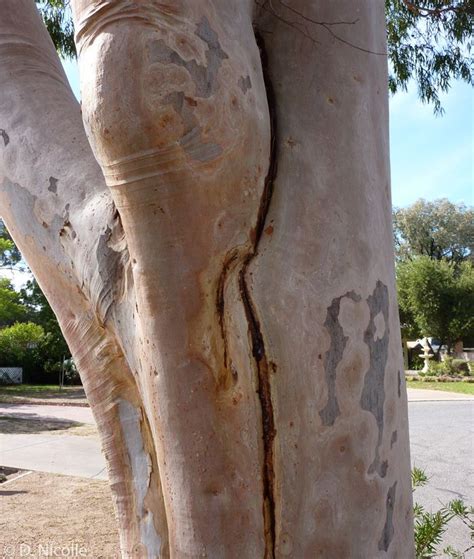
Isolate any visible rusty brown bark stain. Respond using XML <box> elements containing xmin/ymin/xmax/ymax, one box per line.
<box><xmin>238</xmin><ymin>30</ymin><xmax>278</xmax><ymax>558</ymax></box>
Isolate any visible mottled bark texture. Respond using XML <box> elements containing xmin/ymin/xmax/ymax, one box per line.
<box><xmin>0</xmin><ymin>0</ymin><xmax>414</xmax><ymax>557</ymax></box>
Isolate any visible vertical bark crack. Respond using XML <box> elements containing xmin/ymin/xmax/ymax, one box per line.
<box><xmin>213</xmin><ymin>28</ymin><xmax>278</xmax><ymax>557</ymax></box>
<box><xmin>238</xmin><ymin>30</ymin><xmax>278</xmax><ymax>559</ymax></box>
<box><xmin>216</xmin><ymin>249</ymin><xmax>239</xmax><ymax>373</ymax></box>
<box><xmin>239</xmin><ymin>265</ymin><xmax>276</xmax><ymax>559</ymax></box>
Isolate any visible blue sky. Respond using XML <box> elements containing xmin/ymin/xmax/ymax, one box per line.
<box><xmin>389</xmin><ymin>80</ymin><xmax>472</xmax><ymax>207</ymax></box>
<box><xmin>63</xmin><ymin>59</ymin><xmax>472</xmax><ymax>209</ymax></box>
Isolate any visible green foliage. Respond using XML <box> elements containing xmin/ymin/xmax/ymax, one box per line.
<box><xmin>397</xmin><ymin>257</ymin><xmax>474</xmax><ymax>351</ymax></box>
<box><xmin>386</xmin><ymin>1</ymin><xmax>473</xmax><ymax>114</ymax></box>
<box><xmin>393</xmin><ymin>199</ymin><xmax>474</xmax><ymax>264</ymax></box>
<box><xmin>406</xmin><ymin>379</ymin><xmax>474</xmax><ymax>394</ymax></box>
<box><xmin>0</xmin><ymin>219</ymin><xmax>72</xmax><ymax>383</ymax></box>
<box><xmin>412</xmin><ymin>467</ymin><xmax>474</xmax><ymax>558</ymax></box>
<box><xmin>412</xmin><ymin>466</ymin><xmax>429</xmax><ymax>489</ymax></box>
<box><xmin>428</xmin><ymin>356</ymin><xmax>470</xmax><ymax>376</ymax></box>
<box><xmin>20</xmin><ymin>279</ymin><xmax>71</xmax><ymax>378</ymax></box>
<box><xmin>0</xmin><ymin>322</ymin><xmax>45</xmax><ymax>365</ymax></box>
<box><xmin>0</xmin><ymin>220</ymin><xmax>21</xmax><ymax>268</ymax></box>
<box><xmin>35</xmin><ymin>0</ymin><xmax>75</xmax><ymax>59</ymax></box>
<box><xmin>0</xmin><ymin>278</ymin><xmax>27</xmax><ymax>327</ymax></box>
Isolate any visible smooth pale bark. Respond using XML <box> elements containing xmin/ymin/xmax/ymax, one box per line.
<box><xmin>0</xmin><ymin>0</ymin><xmax>414</xmax><ymax>557</ymax></box>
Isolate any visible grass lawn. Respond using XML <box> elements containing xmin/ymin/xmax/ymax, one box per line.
<box><xmin>0</xmin><ymin>384</ymin><xmax>87</xmax><ymax>405</ymax></box>
<box><xmin>0</xmin><ymin>384</ymin><xmax>63</xmax><ymax>394</ymax></box>
<box><xmin>406</xmin><ymin>380</ymin><xmax>474</xmax><ymax>395</ymax></box>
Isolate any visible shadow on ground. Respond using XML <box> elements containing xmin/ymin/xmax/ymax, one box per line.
<box><xmin>0</xmin><ymin>414</ymin><xmax>96</xmax><ymax>436</ymax></box>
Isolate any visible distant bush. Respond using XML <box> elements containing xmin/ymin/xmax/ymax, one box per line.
<box><xmin>0</xmin><ymin>322</ymin><xmax>44</xmax><ymax>365</ymax></box>
<box><xmin>428</xmin><ymin>356</ymin><xmax>471</xmax><ymax>378</ymax></box>
<box><xmin>0</xmin><ymin>322</ymin><xmax>76</xmax><ymax>384</ymax></box>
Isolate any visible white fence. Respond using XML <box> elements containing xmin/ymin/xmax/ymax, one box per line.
<box><xmin>0</xmin><ymin>367</ymin><xmax>22</xmax><ymax>384</ymax></box>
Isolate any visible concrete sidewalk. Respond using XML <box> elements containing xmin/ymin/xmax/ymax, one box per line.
<box><xmin>407</xmin><ymin>387</ymin><xmax>474</xmax><ymax>402</ymax></box>
<box><xmin>0</xmin><ymin>432</ymin><xmax>107</xmax><ymax>479</ymax></box>
<box><xmin>0</xmin><ymin>402</ymin><xmax>104</xmax><ymax>479</ymax></box>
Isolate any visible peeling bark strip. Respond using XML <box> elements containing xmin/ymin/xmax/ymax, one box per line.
<box><xmin>118</xmin><ymin>400</ymin><xmax>162</xmax><ymax>556</ymax></box>
<box><xmin>319</xmin><ymin>290</ymin><xmax>361</xmax><ymax>426</ymax></box>
<box><xmin>378</xmin><ymin>481</ymin><xmax>397</xmax><ymax>551</ymax></box>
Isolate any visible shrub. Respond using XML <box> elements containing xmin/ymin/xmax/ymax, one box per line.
<box><xmin>0</xmin><ymin>322</ymin><xmax>44</xmax><ymax>365</ymax></box>
<box><xmin>428</xmin><ymin>357</ymin><xmax>471</xmax><ymax>377</ymax></box>
<box><xmin>412</xmin><ymin>467</ymin><xmax>473</xmax><ymax>559</ymax></box>
<box><xmin>451</xmin><ymin>359</ymin><xmax>470</xmax><ymax>376</ymax></box>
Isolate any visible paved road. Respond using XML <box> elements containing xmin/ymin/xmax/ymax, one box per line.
<box><xmin>409</xmin><ymin>400</ymin><xmax>474</xmax><ymax>554</ymax></box>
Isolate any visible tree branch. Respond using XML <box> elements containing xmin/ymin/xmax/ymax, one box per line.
<box><xmin>403</xmin><ymin>0</ymin><xmax>474</xmax><ymax>18</ymax></box>
<box><xmin>255</xmin><ymin>0</ymin><xmax>387</xmax><ymax>56</ymax></box>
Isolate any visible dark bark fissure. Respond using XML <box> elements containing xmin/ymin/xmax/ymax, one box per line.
<box><xmin>216</xmin><ymin>249</ymin><xmax>238</xmax><ymax>371</ymax></box>
<box><xmin>240</xmin><ymin>30</ymin><xmax>278</xmax><ymax>558</ymax></box>
<box><xmin>213</xmin><ymin>28</ymin><xmax>278</xmax><ymax>557</ymax></box>
<box><xmin>239</xmin><ymin>266</ymin><xmax>277</xmax><ymax>559</ymax></box>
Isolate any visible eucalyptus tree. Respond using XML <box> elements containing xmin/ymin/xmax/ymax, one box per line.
<box><xmin>4</xmin><ymin>1</ymin><xmax>469</xmax><ymax>557</ymax></box>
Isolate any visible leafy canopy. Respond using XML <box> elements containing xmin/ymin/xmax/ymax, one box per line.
<box><xmin>0</xmin><ymin>220</ymin><xmax>21</xmax><ymax>269</ymax></box>
<box><xmin>37</xmin><ymin>1</ymin><xmax>473</xmax><ymax>113</ymax></box>
<box><xmin>393</xmin><ymin>198</ymin><xmax>474</xmax><ymax>264</ymax></box>
<box><xmin>0</xmin><ymin>321</ymin><xmax>45</xmax><ymax>365</ymax></box>
<box><xmin>386</xmin><ymin>1</ymin><xmax>473</xmax><ymax>113</ymax></box>
<box><xmin>0</xmin><ymin>278</ymin><xmax>27</xmax><ymax>327</ymax></box>
<box><xmin>396</xmin><ymin>256</ymin><xmax>474</xmax><ymax>348</ymax></box>
<box><xmin>0</xmin><ymin>218</ymin><xmax>71</xmax><ymax>376</ymax></box>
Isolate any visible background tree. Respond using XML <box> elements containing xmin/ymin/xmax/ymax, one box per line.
<box><xmin>393</xmin><ymin>199</ymin><xmax>474</xmax><ymax>264</ymax></box>
<box><xmin>0</xmin><ymin>218</ymin><xmax>21</xmax><ymax>268</ymax></box>
<box><xmin>21</xmin><ymin>278</ymin><xmax>71</xmax><ymax>377</ymax></box>
<box><xmin>386</xmin><ymin>0</ymin><xmax>473</xmax><ymax>113</ymax></box>
<box><xmin>396</xmin><ymin>257</ymin><xmax>474</xmax><ymax>355</ymax></box>
<box><xmin>0</xmin><ymin>217</ymin><xmax>71</xmax><ymax>380</ymax></box>
<box><xmin>1</xmin><ymin>218</ymin><xmax>27</xmax><ymax>327</ymax></box>
<box><xmin>0</xmin><ymin>321</ymin><xmax>45</xmax><ymax>376</ymax></box>
<box><xmin>0</xmin><ymin>278</ymin><xmax>27</xmax><ymax>327</ymax></box>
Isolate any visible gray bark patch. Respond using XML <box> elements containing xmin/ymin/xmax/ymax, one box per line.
<box><xmin>148</xmin><ymin>17</ymin><xmax>227</xmax><ymax>99</ymax></box>
<box><xmin>178</xmin><ymin>127</ymin><xmax>222</xmax><ymax>161</ymax></box>
<box><xmin>390</xmin><ymin>430</ymin><xmax>397</xmax><ymax>448</ymax></box>
<box><xmin>398</xmin><ymin>370</ymin><xmax>402</xmax><ymax>398</ymax></box>
<box><xmin>378</xmin><ymin>481</ymin><xmax>397</xmax><ymax>551</ymax></box>
<box><xmin>360</xmin><ymin>280</ymin><xmax>390</xmax><ymax>477</ymax></box>
<box><xmin>319</xmin><ymin>291</ymin><xmax>361</xmax><ymax>426</ymax></box>
<box><xmin>48</xmin><ymin>177</ymin><xmax>58</xmax><ymax>194</ymax></box>
<box><xmin>238</xmin><ymin>75</ymin><xmax>252</xmax><ymax>93</ymax></box>
<box><xmin>0</xmin><ymin>129</ymin><xmax>9</xmax><ymax>146</ymax></box>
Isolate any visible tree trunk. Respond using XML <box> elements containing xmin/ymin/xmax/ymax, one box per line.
<box><xmin>0</xmin><ymin>1</ymin><xmax>414</xmax><ymax>557</ymax></box>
